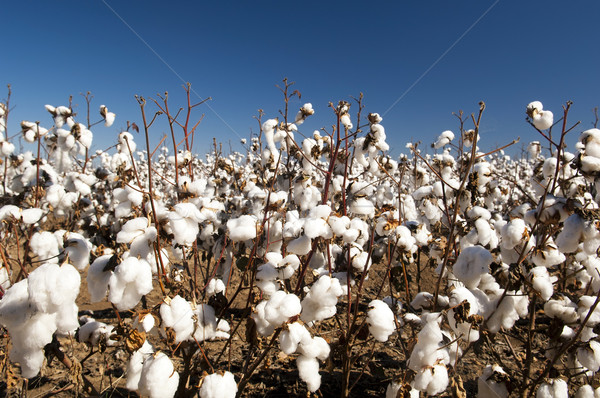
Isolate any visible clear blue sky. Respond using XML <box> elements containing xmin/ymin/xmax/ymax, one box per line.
<box><xmin>2</xmin><ymin>1</ymin><xmax>599</xmax><ymax>157</ymax></box>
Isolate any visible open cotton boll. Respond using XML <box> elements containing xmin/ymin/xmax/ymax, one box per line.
<box><xmin>206</xmin><ymin>278</ymin><xmax>226</xmax><ymax>297</ymax></box>
<box><xmin>138</xmin><ymin>352</ymin><xmax>179</xmax><ymax>398</ymax></box>
<box><xmin>578</xmin><ymin>296</ymin><xmax>600</xmax><ymax>326</ymax></box>
<box><xmin>87</xmin><ymin>254</ymin><xmax>114</xmax><ymax>302</ymax></box>
<box><xmin>453</xmin><ymin>245</ymin><xmax>493</xmax><ymax>289</ymax></box>
<box><xmin>414</xmin><ymin>364</ymin><xmax>449</xmax><ymax>396</ymax></box>
<box><xmin>160</xmin><ymin>295</ymin><xmax>194</xmax><ymax>343</ymax></box>
<box><xmin>434</xmin><ymin>130</ymin><xmax>454</xmax><ymax>149</ymax></box>
<box><xmin>168</xmin><ymin>202</ymin><xmax>205</xmax><ymax>246</ymax></box>
<box><xmin>487</xmin><ymin>290</ymin><xmax>529</xmax><ymax>333</ymax></box>
<box><xmin>100</xmin><ymin>105</ymin><xmax>116</xmax><ymax>127</ymax></box>
<box><xmin>27</xmin><ymin>262</ymin><xmax>80</xmax><ymax>316</ymax></box>
<box><xmin>478</xmin><ymin>365</ymin><xmax>509</xmax><ymax>398</ymax></box>
<box><xmin>529</xmin><ymin>266</ymin><xmax>557</xmax><ymax>301</ymax></box>
<box><xmin>297</xmin><ymin>355</ymin><xmax>321</xmax><ymax>392</ymax></box>
<box><xmin>287</xmin><ymin>234</ymin><xmax>312</xmax><ymax>255</ymax></box>
<box><xmin>192</xmin><ymin>304</ymin><xmax>223</xmax><ymax>342</ymax></box>
<box><xmin>536</xmin><ymin>379</ymin><xmax>568</xmax><ymax>398</ymax></box>
<box><xmin>227</xmin><ymin>214</ymin><xmax>257</xmax><ymax>242</ymax></box>
<box><xmin>64</xmin><ymin>233</ymin><xmax>93</xmax><ymax>270</ymax></box>
<box><xmin>199</xmin><ymin>371</ymin><xmax>238</xmax><ymax>398</ymax></box>
<box><xmin>500</xmin><ymin>218</ymin><xmax>528</xmax><ymax>250</ymax></box>
<box><xmin>126</xmin><ymin>340</ymin><xmax>155</xmax><ymax>391</ymax></box>
<box><xmin>556</xmin><ymin>214</ymin><xmax>585</xmax><ymax>253</ymax></box>
<box><xmin>30</xmin><ymin>231</ymin><xmax>60</xmax><ymax>263</ymax></box>
<box><xmin>301</xmin><ymin>275</ymin><xmax>344</xmax><ymax>324</ymax></box>
<box><xmin>577</xmin><ymin>340</ymin><xmax>600</xmax><ymax>373</ymax></box>
<box><xmin>117</xmin><ymin>217</ymin><xmax>157</xmax><ymax>258</ymax></box>
<box><xmin>447</xmin><ymin>287</ymin><xmax>483</xmax><ymax>343</ymax></box>
<box><xmin>350</xmin><ymin>197</ymin><xmax>375</xmax><ymax>217</ymax></box>
<box><xmin>367</xmin><ymin>300</ymin><xmax>395</xmax><ymax>342</ymax></box>
<box><xmin>280</xmin><ymin>321</ymin><xmax>311</xmax><ymax>355</ymax></box>
<box><xmin>544</xmin><ymin>296</ymin><xmax>579</xmax><ymax>323</ymax></box>
<box><xmin>0</xmin><ymin>266</ymin><xmax>10</xmax><ymax>290</ymax></box>
<box><xmin>350</xmin><ymin>244</ymin><xmax>372</xmax><ymax>272</ymax></box>
<box><xmin>575</xmin><ymin>385</ymin><xmax>600</xmax><ymax>398</ymax></box>
<box><xmin>108</xmin><ymin>257</ymin><xmax>153</xmax><ymax>311</ymax></box>
<box><xmin>531</xmin><ymin>240</ymin><xmax>566</xmax><ymax>268</ymax></box>
<box><xmin>78</xmin><ymin>318</ymin><xmax>116</xmax><ymax>347</ymax></box>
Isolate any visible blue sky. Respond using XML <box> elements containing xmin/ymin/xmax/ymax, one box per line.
<box><xmin>2</xmin><ymin>1</ymin><xmax>599</xmax><ymax>157</ymax></box>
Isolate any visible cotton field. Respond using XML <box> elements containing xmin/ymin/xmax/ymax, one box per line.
<box><xmin>0</xmin><ymin>87</ymin><xmax>599</xmax><ymax>397</ymax></box>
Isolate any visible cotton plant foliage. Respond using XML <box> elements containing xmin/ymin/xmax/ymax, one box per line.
<box><xmin>0</xmin><ymin>93</ymin><xmax>598</xmax><ymax>397</ymax></box>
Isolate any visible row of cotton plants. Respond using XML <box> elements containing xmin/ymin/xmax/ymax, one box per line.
<box><xmin>0</xmin><ymin>85</ymin><xmax>599</xmax><ymax>397</ymax></box>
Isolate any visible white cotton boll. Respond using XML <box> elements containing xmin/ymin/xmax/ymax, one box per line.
<box><xmin>78</xmin><ymin>319</ymin><xmax>116</xmax><ymax>346</ymax></box>
<box><xmin>533</xmin><ymin>110</ymin><xmax>554</xmax><ymax>130</ymax></box>
<box><xmin>531</xmin><ymin>241</ymin><xmax>566</xmax><ymax>268</ymax></box>
<box><xmin>21</xmin><ymin>208</ymin><xmax>43</xmax><ymax>224</ymax></box>
<box><xmin>297</xmin><ymin>355</ymin><xmax>321</xmax><ymax>392</ymax></box>
<box><xmin>299</xmin><ymin>336</ymin><xmax>330</xmax><ymax>361</ymax></box>
<box><xmin>108</xmin><ymin>257</ymin><xmax>153</xmax><ymax>311</ymax></box>
<box><xmin>448</xmin><ymin>287</ymin><xmax>482</xmax><ymax>343</ymax></box>
<box><xmin>350</xmin><ymin>245</ymin><xmax>371</xmax><ymax>272</ymax></box>
<box><xmin>434</xmin><ymin>130</ymin><xmax>454</xmax><ymax>149</ymax></box>
<box><xmin>487</xmin><ymin>290</ymin><xmax>529</xmax><ymax>333</ymax></box>
<box><xmin>87</xmin><ymin>254</ymin><xmax>113</xmax><ymax>302</ymax></box>
<box><xmin>537</xmin><ymin>379</ymin><xmax>568</xmax><ymax>398</ymax></box>
<box><xmin>262</xmin><ymin>119</ymin><xmax>279</xmax><ymax>160</ymax></box>
<box><xmin>126</xmin><ymin>340</ymin><xmax>154</xmax><ymax>391</ymax></box>
<box><xmin>206</xmin><ymin>279</ymin><xmax>226</xmax><ymax>297</ymax></box>
<box><xmin>478</xmin><ymin>365</ymin><xmax>509</xmax><ymax>398</ymax></box>
<box><xmin>160</xmin><ymin>295</ymin><xmax>194</xmax><ymax>343</ymax></box>
<box><xmin>287</xmin><ymin>235</ymin><xmax>312</xmax><ymax>255</ymax></box>
<box><xmin>280</xmin><ymin>322</ymin><xmax>311</xmax><ymax>355</ymax></box>
<box><xmin>30</xmin><ymin>231</ymin><xmax>60</xmax><ymax>263</ymax></box>
<box><xmin>199</xmin><ymin>371</ymin><xmax>238</xmax><ymax>398</ymax></box>
<box><xmin>27</xmin><ymin>262</ymin><xmax>80</xmax><ymax>315</ymax></box>
<box><xmin>578</xmin><ymin>340</ymin><xmax>600</xmax><ymax>372</ymax></box>
<box><xmin>529</xmin><ymin>266</ymin><xmax>557</xmax><ymax>301</ymax></box>
<box><xmin>301</xmin><ymin>275</ymin><xmax>343</xmax><ymax>323</ymax></box>
<box><xmin>0</xmin><ymin>267</ymin><xmax>10</xmax><ymax>290</ymax></box>
<box><xmin>556</xmin><ymin>214</ymin><xmax>585</xmax><ymax>253</ymax></box>
<box><xmin>351</xmin><ymin>197</ymin><xmax>375</xmax><ymax>217</ymax></box>
<box><xmin>453</xmin><ymin>245</ymin><xmax>493</xmax><ymax>289</ymax></box>
<box><xmin>64</xmin><ymin>233</ymin><xmax>93</xmax><ymax>270</ymax></box>
<box><xmin>544</xmin><ymin>296</ymin><xmax>579</xmax><ymax>323</ymax></box>
<box><xmin>137</xmin><ymin>352</ymin><xmax>179</xmax><ymax>398</ymax></box>
<box><xmin>500</xmin><ymin>218</ymin><xmax>528</xmax><ymax>250</ymax></box>
<box><xmin>227</xmin><ymin>214</ymin><xmax>257</xmax><ymax>242</ymax></box>
<box><xmin>575</xmin><ymin>385</ymin><xmax>598</xmax><ymax>398</ymax></box>
<box><xmin>367</xmin><ymin>299</ymin><xmax>395</xmax><ymax>342</ymax></box>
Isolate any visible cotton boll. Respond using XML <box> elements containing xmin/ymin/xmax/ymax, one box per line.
<box><xmin>478</xmin><ymin>365</ymin><xmax>509</xmax><ymax>398</ymax></box>
<box><xmin>78</xmin><ymin>319</ymin><xmax>116</xmax><ymax>347</ymax></box>
<box><xmin>126</xmin><ymin>340</ymin><xmax>154</xmax><ymax>391</ymax></box>
<box><xmin>280</xmin><ymin>321</ymin><xmax>311</xmax><ymax>355</ymax></box>
<box><xmin>160</xmin><ymin>295</ymin><xmax>194</xmax><ymax>343</ymax></box>
<box><xmin>544</xmin><ymin>296</ymin><xmax>579</xmax><ymax>323</ymax></box>
<box><xmin>367</xmin><ymin>300</ymin><xmax>395</xmax><ymax>342</ymax></box>
<box><xmin>138</xmin><ymin>352</ymin><xmax>179</xmax><ymax>398</ymax></box>
<box><xmin>297</xmin><ymin>355</ymin><xmax>321</xmax><ymax>392</ymax></box>
<box><xmin>453</xmin><ymin>245</ymin><xmax>493</xmax><ymax>289</ymax></box>
<box><xmin>536</xmin><ymin>379</ymin><xmax>568</xmax><ymax>398</ymax></box>
<box><xmin>87</xmin><ymin>254</ymin><xmax>113</xmax><ymax>302</ymax></box>
<box><xmin>301</xmin><ymin>275</ymin><xmax>343</xmax><ymax>323</ymax></box>
<box><xmin>199</xmin><ymin>371</ymin><xmax>238</xmax><ymax>398</ymax></box>
<box><xmin>287</xmin><ymin>235</ymin><xmax>312</xmax><ymax>255</ymax></box>
<box><xmin>434</xmin><ymin>130</ymin><xmax>455</xmax><ymax>149</ymax></box>
<box><xmin>206</xmin><ymin>278</ymin><xmax>226</xmax><ymax>297</ymax></box>
<box><xmin>64</xmin><ymin>233</ymin><xmax>93</xmax><ymax>270</ymax></box>
<box><xmin>487</xmin><ymin>290</ymin><xmax>529</xmax><ymax>333</ymax></box>
<box><xmin>529</xmin><ymin>266</ymin><xmax>557</xmax><ymax>301</ymax></box>
<box><xmin>108</xmin><ymin>257</ymin><xmax>153</xmax><ymax>311</ymax></box>
<box><xmin>0</xmin><ymin>266</ymin><xmax>10</xmax><ymax>290</ymax></box>
<box><xmin>227</xmin><ymin>214</ymin><xmax>257</xmax><ymax>242</ymax></box>
<box><xmin>577</xmin><ymin>340</ymin><xmax>600</xmax><ymax>372</ymax></box>
<box><xmin>169</xmin><ymin>203</ymin><xmax>205</xmax><ymax>246</ymax></box>
<box><xmin>578</xmin><ymin>296</ymin><xmax>600</xmax><ymax>326</ymax></box>
<box><xmin>30</xmin><ymin>231</ymin><xmax>60</xmax><ymax>263</ymax></box>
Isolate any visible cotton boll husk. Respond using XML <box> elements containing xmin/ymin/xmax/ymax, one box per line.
<box><xmin>108</xmin><ymin>257</ymin><xmax>153</xmax><ymax>311</ymax></box>
<box><xmin>297</xmin><ymin>355</ymin><xmax>321</xmax><ymax>392</ymax></box>
<box><xmin>87</xmin><ymin>254</ymin><xmax>113</xmax><ymax>302</ymax></box>
<box><xmin>199</xmin><ymin>371</ymin><xmax>238</xmax><ymax>398</ymax></box>
<box><xmin>160</xmin><ymin>295</ymin><xmax>194</xmax><ymax>343</ymax></box>
<box><xmin>453</xmin><ymin>245</ymin><xmax>493</xmax><ymax>289</ymax></box>
<box><xmin>138</xmin><ymin>352</ymin><xmax>179</xmax><ymax>398</ymax></box>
